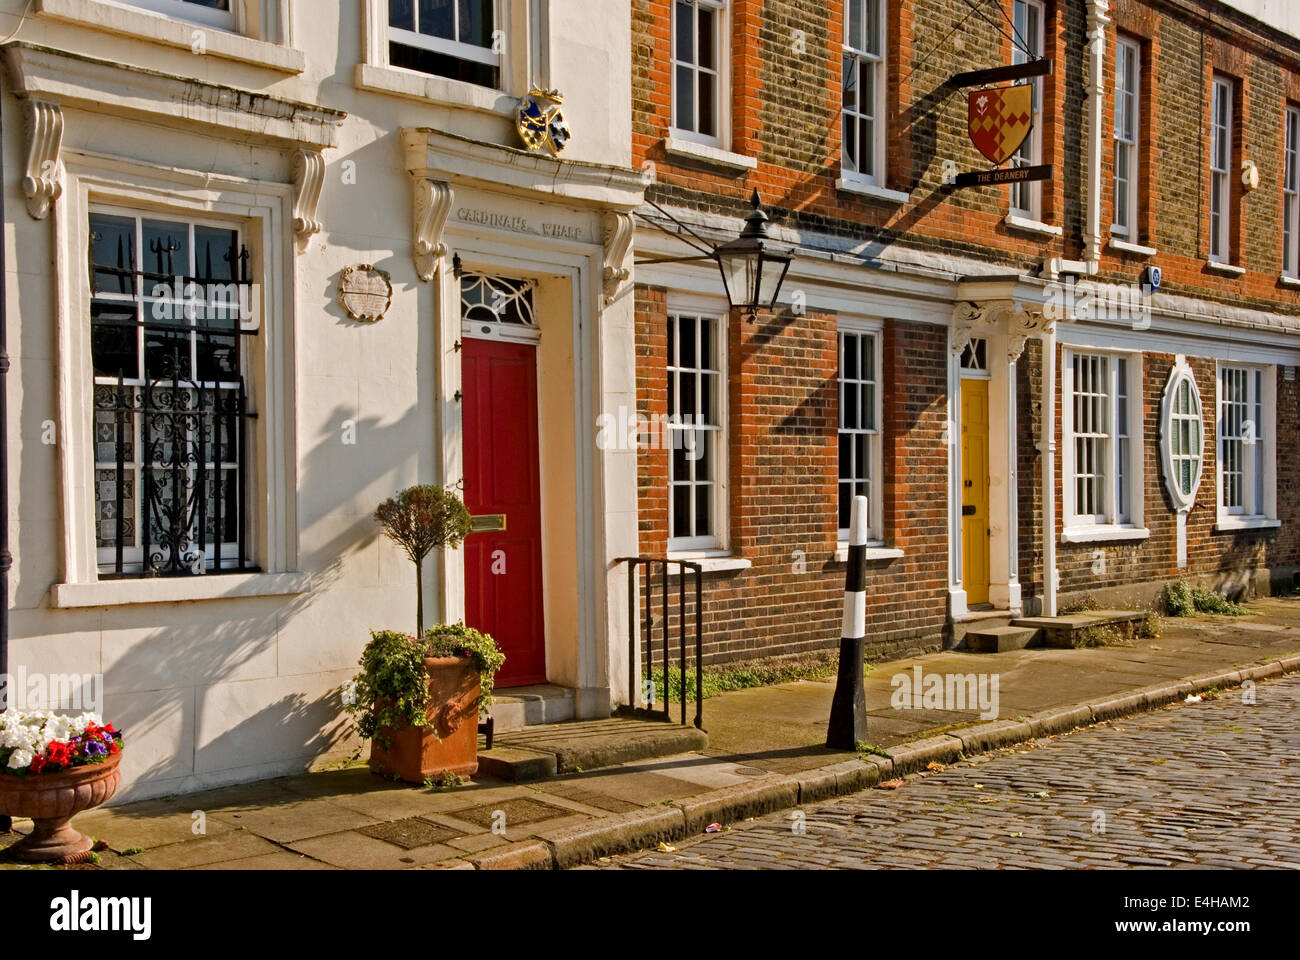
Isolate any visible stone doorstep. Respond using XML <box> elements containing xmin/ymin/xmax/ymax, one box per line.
<box><xmin>490</xmin><ymin>685</ymin><xmax>576</xmax><ymax>733</ymax></box>
<box><xmin>1012</xmin><ymin>610</ymin><xmax>1148</xmax><ymax>648</ymax></box>
<box><xmin>486</xmin><ymin>659</ymin><xmax>1299</xmax><ymax>870</ymax></box>
<box><xmin>477</xmin><ymin>718</ymin><xmax>708</xmax><ymax>782</ymax></box>
<box><xmin>965</xmin><ymin>625</ymin><xmax>1041</xmax><ymax>653</ymax></box>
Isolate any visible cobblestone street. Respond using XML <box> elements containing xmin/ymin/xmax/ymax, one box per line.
<box><xmin>594</xmin><ymin>674</ymin><xmax>1300</xmax><ymax>870</ymax></box>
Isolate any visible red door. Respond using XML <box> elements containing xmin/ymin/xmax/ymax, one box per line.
<box><xmin>461</xmin><ymin>337</ymin><xmax>546</xmax><ymax>687</ymax></box>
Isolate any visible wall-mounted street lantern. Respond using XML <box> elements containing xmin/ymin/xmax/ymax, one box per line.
<box><xmin>636</xmin><ymin>189</ymin><xmax>794</xmax><ymax>321</ymax></box>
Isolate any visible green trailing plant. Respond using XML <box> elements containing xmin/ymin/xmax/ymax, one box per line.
<box><xmin>1136</xmin><ymin>613</ymin><xmax>1163</xmax><ymax>639</ymax></box>
<box><xmin>374</xmin><ymin>485</ymin><xmax>473</xmax><ymax>635</ymax></box>
<box><xmin>347</xmin><ymin>624</ymin><xmax>504</xmax><ymax>749</ymax></box>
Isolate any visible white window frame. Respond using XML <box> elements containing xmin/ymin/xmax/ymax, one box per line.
<box><xmin>666</xmin><ymin>307</ymin><xmax>728</xmax><ymax>553</ymax></box>
<box><xmin>360</xmin><ymin>0</ymin><xmax>536</xmax><ymax>111</ymax></box>
<box><xmin>840</xmin><ymin>0</ymin><xmax>886</xmax><ymax>187</ymax></box>
<box><xmin>1062</xmin><ymin>349</ymin><xmax>1144</xmax><ymax>534</ymax></box>
<box><xmin>387</xmin><ymin>0</ymin><xmax>502</xmax><ymax>81</ymax></box>
<box><xmin>89</xmin><ymin>206</ymin><xmax>253</xmax><ymax>577</ymax></box>
<box><xmin>837</xmin><ymin>319</ymin><xmax>884</xmax><ymax>544</ymax></box>
<box><xmin>39</xmin><ymin>0</ymin><xmax>300</xmax><ymax>70</ymax></box>
<box><xmin>1210</xmin><ymin>75</ymin><xmax>1234</xmax><ymax>264</ymax></box>
<box><xmin>670</xmin><ymin>0</ymin><xmax>729</xmax><ymax>148</ymax></box>
<box><xmin>118</xmin><ymin>0</ymin><xmax>234</xmax><ymax>28</ymax></box>
<box><xmin>47</xmin><ymin>154</ymin><xmax>301</xmax><ymax>609</ymax></box>
<box><xmin>1009</xmin><ymin>0</ymin><xmax>1045</xmax><ymax>220</ymax></box>
<box><xmin>1285</xmin><ymin>106</ymin><xmax>1300</xmax><ymax>278</ymax></box>
<box><xmin>1111</xmin><ymin>36</ymin><xmax>1141</xmax><ymax>239</ymax></box>
<box><xmin>1216</xmin><ymin>362</ymin><xmax>1277</xmax><ymax>523</ymax></box>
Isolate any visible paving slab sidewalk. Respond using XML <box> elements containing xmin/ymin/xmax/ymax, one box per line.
<box><xmin>4</xmin><ymin>597</ymin><xmax>1300</xmax><ymax>871</ymax></box>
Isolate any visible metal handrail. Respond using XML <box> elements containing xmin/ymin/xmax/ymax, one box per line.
<box><xmin>615</xmin><ymin>556</ymin><xmax>703</xmax><ymax>729</ymax></box>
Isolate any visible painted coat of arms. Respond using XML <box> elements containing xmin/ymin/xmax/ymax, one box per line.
<box><xmin>968</xmin><ymin>83</ymin><xmax>1034</xmax><ymax>165</ymax></box>
<box><xmin>517</xmin><ymin>88</ymin><xmax>571</xmax><ymax>157</ymax></box>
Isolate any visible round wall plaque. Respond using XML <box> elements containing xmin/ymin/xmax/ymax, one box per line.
<box><xmin>337</xmin><ymin>264</ymin><xmax>392</xmax><ymax>323</ymax></box>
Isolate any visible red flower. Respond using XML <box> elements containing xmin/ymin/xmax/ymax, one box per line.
<box><xmin>29</xmin><ymin>755</ymin><xmax>47</xmax><ymax>774</ymax></box>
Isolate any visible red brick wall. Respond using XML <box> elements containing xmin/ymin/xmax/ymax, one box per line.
<box><xmin>635</xmin><ymin>287</ymin><xmax>949</xmax><ymax>664</ymax></box>
<box><xmin>1016</xmin><ymin>345</ymin><xmax>1300</xmax><ymax>608</ymax></box>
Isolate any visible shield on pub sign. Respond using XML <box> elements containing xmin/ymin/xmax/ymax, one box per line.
<box><xmin>968</xmin><ymin>83</ymin><xmax>1034</xmax><ymax>164</ymax></box>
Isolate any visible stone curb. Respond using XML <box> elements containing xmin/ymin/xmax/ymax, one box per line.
<box><xmin>534</xmin><ymin>805</ymin><xmax>685</xmax><ymax>870</ymax></box>
<box><xmin>885</xmin><ymin>734</ymin><xmax>963</xmax><ymax>774</ymax></box>
<box><xmin>468</xmin><ymin>839</ymin><xmax>553</xmax><ymax>871</ymax></box>
<box><xmin>672</xmin><ymin>775</ymin><xmax>800</xmax><ymax>834</ymax></box>
<box><xmin>486</xmin><ymin>657</ymin><xmax>1300</xmax><ymax>869</ymax></box>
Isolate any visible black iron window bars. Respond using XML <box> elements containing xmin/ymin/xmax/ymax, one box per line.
<box><xmin>89</xmin><ymin>212</ymin><xmax>258</xmax><ymax>578</ymax></box>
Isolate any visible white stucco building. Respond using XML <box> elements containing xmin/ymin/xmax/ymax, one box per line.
<box><xmin>1</xmin><ymin>0</ymin><xmax>643</xmax><ymax>801</ymax></box>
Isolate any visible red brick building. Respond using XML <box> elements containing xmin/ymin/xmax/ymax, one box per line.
<box><xmin>629</xmin><ymin>0</ymin><xmax>1300</xmax><ymax>666</ymax></box>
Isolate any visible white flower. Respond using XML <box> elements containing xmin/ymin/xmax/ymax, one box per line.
<box><xmin>7</xmin><ymin>748</ymin><xmax>34</xmax><ymax>770</ymax></box>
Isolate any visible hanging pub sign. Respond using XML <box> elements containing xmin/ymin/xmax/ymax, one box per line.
<box><xmin>946</xmin><ymin>59</ymin><xmax>1053</xmax><ymax>190</ymax></box>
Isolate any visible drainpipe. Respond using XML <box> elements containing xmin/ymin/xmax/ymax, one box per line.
<box><xmin>1</xmin><ymin>84</ymin><xmax>10</xmax><ymax>834</ymax></box>
<box><xmin>1082</xmin><ymin>0</ymin><xmax>1110</xmax><ymax>270</ymax></box>
<box><xmin>1039</xmin><ymin>0</ymin><xmax>1109</xmax><ymax>618</ymax></box>
<box><xmin>1041</xmin><ymin>328</ymin><xmax>1057</xmax><ymax>617</ymax></box>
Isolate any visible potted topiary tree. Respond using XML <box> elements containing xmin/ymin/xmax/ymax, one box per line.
<box><xmin>351</xmin><ymin>485</ymin><xmax>503</xmax><ymax>783</ymax></box>
<box><xmin>373</xmin><ymin>484</ymin><xmax>473</xmax><ymax>636</ymax></box>
<box><xmin>348</xmin><ymin>625</ymin><xmax>503</xmax><ymax>783</ymax></box>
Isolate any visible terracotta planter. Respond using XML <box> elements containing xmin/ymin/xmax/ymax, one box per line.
<box><xmin>368</xmin><ymin>656</ymin><xmax>481</xmax><ymax>784</ymax></box>
<box><xmin>0</xmin><ymin>754</ymin><xmax>122</xmax><ymax>862</ymax></box>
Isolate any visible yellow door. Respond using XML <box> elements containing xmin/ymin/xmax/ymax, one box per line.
<box><xmin>961</xmin><ymin>379</ymin><xmax>991</xmax><ymax>605</ymax></box>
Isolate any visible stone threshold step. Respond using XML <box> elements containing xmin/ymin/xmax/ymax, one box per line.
<box><xmin>476</xmin><ymin>718</ymin><xmax>708</xmax><ymax>783</ymax></box>
<box><xmin>965</xmin><ymin>625</ymin><xmax>1041</xmax><ymax>653</ymax></box>
<box><xmin>1011</xmin><ymin>610</ymin><xmax>1148</xmax><ymax>648</ymax></box>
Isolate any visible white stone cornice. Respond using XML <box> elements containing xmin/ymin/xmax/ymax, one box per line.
<box><xmin>4</xmin><ymin>42</ymin><xmax>345</xmax><ymax>149</ymax></box>
<box><xmin>601</xmin><ymin>211</ymin><xmax>633</xmax><ymax>303</ymax></box>
<box><xmin>21</xmin><ymin>99</ymin><xmax>63</xmax><ymax>220</ymax></box>
<box><xmin>412</xmin><ymin>178</ymin><xmax>454</xmax><ymax>283</ymax></box>
<box><xmin>291</xmin><ymin>149</ymin><xmax>324</xmax><ymax>242</ymax></box>
<box><xmin>402</xmin><ymin>128</ymin><xmax>644</xmax><ymax>210</ymax></box>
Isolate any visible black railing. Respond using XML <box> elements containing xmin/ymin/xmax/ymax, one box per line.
<box><xmin>616</xmin><ymin>557</ymin><xmax>703</xmax><ymax>729</ymax></box>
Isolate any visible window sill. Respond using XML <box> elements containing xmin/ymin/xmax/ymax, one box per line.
<box><xmin>355</xmin><ymin>62</ymin><xmax>516</xmax><ymax>117</ymax></box>
<box><xmin>1205</xmin><ymin>260</ymin><xmax>1246</xmax><ymax>277</ymax></box>
<box><xmin>663</xmin><ymin>135</ymin><xmax>758</xmax><ymax>173</ymax></box>
<box><xmin>1004</xmin><ymin>214</ymin><xmax>1062</xmax><ymax>238</ymax></box>
<box><xmin>835</xmin><ymin>177</ymin><xmax>910</xmax><ymax>204</ymax></box>
<box><xmin>834</xmin><ymin>544</ymin><xmax>904</xmax><ymax>563</ymax></box>
<box><xmin>1108</xmin><ymin>237</ymin><xmax>1158</xmax><ymax>258</ymax></box>
<box><xmin>37</xmin><ymin>0</ymin><xmax>305</xmax><ymax>73</ymax></box>
<box><xmin>1060</xmin><ymin>525</ymin><xmax>1151</xmax><ymax>544</ymax></box>
<box><xmin>664</xmin><ymin>553</ymin><xmax>752</xmax><ymax>575</ymax></box>
<box><xmin>1214</xmin><ymin>516</ymin><xmax>1281</xmax><ymax>533</ymax></box>
<box><xmin>49</xmin><ymin>572</ymin><xmax>312</xmax><ymax>609</ymax></box>
<box><xmin>1279</xmin><ymin>275</ymin><xmax>1300</xmax><ymax>289</ymax></box>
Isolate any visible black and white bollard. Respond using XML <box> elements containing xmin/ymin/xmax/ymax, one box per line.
<box><xmin>826</xmin><ymin>495</ymin><xmax>869</xmax><ymax>750</ymax></box>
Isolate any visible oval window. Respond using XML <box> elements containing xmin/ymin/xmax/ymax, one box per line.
<box><xmin>1161</xmin><ymin>361</ymin><xmax>1203</xmax><ymax>511</ymax></box>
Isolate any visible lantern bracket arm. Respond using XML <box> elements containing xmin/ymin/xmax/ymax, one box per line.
<box><xmin>634</xmin><ymin>200</ymin><xmax>720</xmax><ymax>259</ymax></box>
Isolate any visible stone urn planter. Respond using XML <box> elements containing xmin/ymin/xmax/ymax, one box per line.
<box><xmin>368</xmin><ymin>656</ymin><xmax>481</xmax><ymax>784</ymax></box>
<box><xmin>0</xmin><ymin>754</ymin><xmax>122</xmax><ymax>862</ymax></box>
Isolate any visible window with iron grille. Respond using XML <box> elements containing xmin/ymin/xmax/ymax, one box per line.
<box><xmin>1218</xmin><ymin>364</ymin><xmax>1273</xmax><ymax>518</ymax></box>
<box><xmin>1009</xmin><ymin>0</ymin><xmax>1044</xmax><ymax>219</ymax></box>
<box><xmin>838</xmin><ymin>326</ymin><xmax>880</xmax><ymax>540</ymax></box>
<box><xmin>89</xmin><ymin>210</ymin><xmax>257</xmax><ymax>578</ymax></box>
<box><xmin>667</xmin><ymin>313</ymin><xmax>723</xmax><ymax>549</ymax></box>
<box><xmin>389</xmin><ymin>0</ymin><xmax>501</xmax><ymax>88</ymax></box>
<box><xmin>841</xmin><ymin>0</ymin><xmax>885</xmax><ymax>186</ymax></box>
<box><xmin>672</xmin><ymin>0</ymin><xmax>724</xmax><ymax>144</ymax></box>
<box><xmin>1065</xmin><ymin>351</ymin><xmax>1138</xmax><ymax>527</ymax></box>
<box><xmin>1112</xmin><ymin>37</ymin><xmax>1140</xmax><ymax>239</ymax></box>
<box><xmin>1210</xmin><ymin>76</ymin><xmax>1233</xmax><ymax>263</ymax></box>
